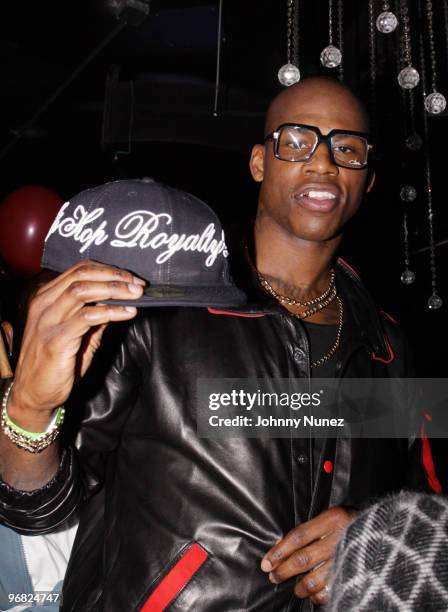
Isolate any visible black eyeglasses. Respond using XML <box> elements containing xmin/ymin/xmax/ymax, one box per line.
<box><xmin>264</xmin><ymin>123</ymin><xmax>373</xmax><ymax>170</ymax></box>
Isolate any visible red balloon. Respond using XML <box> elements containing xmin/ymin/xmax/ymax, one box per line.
<box><xmin>0</xmin><ymin>185</ymin><xmax>64</xmax><ymax>278</ymax></box>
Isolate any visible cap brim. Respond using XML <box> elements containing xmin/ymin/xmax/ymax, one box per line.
<box><xmin>103</xmin><ymin>284</ymin><xmax>247</xmax><ymax>308</ymax></box>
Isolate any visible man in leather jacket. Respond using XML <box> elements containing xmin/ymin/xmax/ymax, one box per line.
<box><xmin>0</xmin><ymin>77</ymin><xmax>431</xmax><ymax>611</ymax></box>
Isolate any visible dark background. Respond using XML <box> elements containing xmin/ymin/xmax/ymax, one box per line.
<box><xmin>0</xmin><ymin>0</ymin><xmax>447</xmax><ymax>376</ymax></box>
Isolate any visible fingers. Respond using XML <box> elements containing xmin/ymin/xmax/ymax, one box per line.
<box><xmin>77</xmin><ymin>324</ymin><xmax>108</xmax><ymax>379</ymax></box>
<box><xmin>81</xmin><ymin>323</ymin><xmax>109</xmax><ymax>351</ymax></box>
<box><xmin>81</xmin><ymin>304</ymin><xmax>137</xmax><ymax>322</ymax></box>
<box><xmin>294</xmin><ymin>560</ymin><xmax>332</xmax><ymax>600</ymax></box>
<box><xmin>61</xmin><ymin>279</ymin><xmax>143</xmax><ymax>313</ymax></box>
<box><xmin>310</xmin><ymin>585</ymin><xmax>331</xmax><ymax>606</ymax></box>
<box><xmin>29</xmin><ymin>262</ymin><xmax>145</xmax><ymax>326</ymax></box>
<box><xmin>50</xmin><ymin>305</ymin><xmax>138</xmax><ymax>351</ymax></box>
<box><xmin>41</xmin><ymin>259</ymin><xmax>146</xmax><ymax>290</ymax></box>
<box><xmin>36</xmin><ymin>260</ymin><xmax>145</xmax><ymax>306</ymax></box>
<box><xmin>267</xmin><ymin>531</ymin><xmax>339</xmax><ymax>584</ymax></box>
<box><xmin>261</xmin><ymin>507</ymin><xmax>351</xmax><ymax>573</ymax></box>
<box><xmin>261</xmin><ymin>508</ymin><xmax>354</xmax><ymax>608</ymax></box>
<box><xmin>11</xmin><ymin>262</ymin><xmax>145</xmax><ymax>414</ymax></box>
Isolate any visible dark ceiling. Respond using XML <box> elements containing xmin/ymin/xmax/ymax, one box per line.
<box><xmin>0</xmin><ymin>0</ymin><xmax>447</xmax><ymax>373</ymax></box>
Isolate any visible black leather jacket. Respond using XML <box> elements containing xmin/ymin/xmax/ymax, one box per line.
<box><xmin>0</xmin><ymin>259</ymin><xmax>428</xmax><ymax>612</ymax></box>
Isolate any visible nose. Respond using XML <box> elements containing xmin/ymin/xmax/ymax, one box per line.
<box><xmin>304</xmin><ymin>141</ymin><xmax>339</xmax><ymax>176</ymax></box>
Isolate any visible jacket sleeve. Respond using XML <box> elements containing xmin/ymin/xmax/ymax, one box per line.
<box><xmin>380</xmin><ymin>314</ymin><xmax>441</xmax><ymax>494</ymax></box>
<box><xmin>0</xmin><ymin>318</ymin><xmax>146</xmax><ymax>534</ymax></box>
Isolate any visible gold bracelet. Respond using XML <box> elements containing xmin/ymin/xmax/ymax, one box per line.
<box><xmin>1</xmin><ymin>381</ymin><xmax>65</xmax><ymax>454</ymax></box>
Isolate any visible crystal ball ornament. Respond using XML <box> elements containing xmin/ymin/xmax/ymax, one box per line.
<box><xmin>424</xmin><ymin>92</ymin><xmax>447</xmax><ymax>114</ymax></box>
<box><xmin>401</xmin><ymin>269</ymin><xmax>415</xmax><ymax>285</ymax></box>
<box><xmin>398</xmin><ymin>67</ymin><xmax>420</xmax><ymax>90</ymax></box>
<box><xmin>376</xmin><ymin>11</ymin><xmax>398</xmax><ymax>33</ymax></box>
<box><xmin>278</xmin><ymin>64</ymin><xmax>301</xmax><ymax>87</ymax></box>
<box><xmin>428</xmin><ymin>293</ymin><xmax>443</xmax><ymax>310</ymax></box>
<box><xmin>320</xmin><ymin>45</ymin><xmax>342</xmax><ymax>69</ymax></box>
<box><xmin>400</xmin><ymin>185</ymin><xmax>417</xmax><ymax>202</ymax></box>
<box><xmin>405</xmin><ymin>132</ymin><xmax>423</xmax><ymax>151</ymax></box>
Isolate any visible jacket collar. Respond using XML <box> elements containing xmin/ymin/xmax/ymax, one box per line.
<box><xmin>335</xmin><ymin>258</ymin><xmax>391</xmax><ymax>362</ymax></box>
<box><xmin>226</xmin><ymin>245</ymin><xmax>391</xmax><ymax>361</ymax></box>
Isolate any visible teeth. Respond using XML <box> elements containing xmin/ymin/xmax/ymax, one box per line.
<box><xmin>305</xmin><ymin>190</ymin><xmax>336</xmax><ymax>200</ymax></box>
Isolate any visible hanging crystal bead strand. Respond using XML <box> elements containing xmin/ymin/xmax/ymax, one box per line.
<box><xmin>278</xmin><ymin>0</ymin><xmax>300</xmax><ymax>86</ymax></box>
<box><xmin>401</xmin><ymin>211</ymin><xmax>416</xmax><ymax>284</ymax></box>
<box><xmin>444</xmin><ymin>0</ymin><xmax>448</xmax><ymax>65</ymax></box>
<box><xmin>397</xmin><ymin>1</ymin><xmax>418</xmax><ymax>198</ymax></box>
<box><xmin>405</xmin><ymin>87</ymin><xmax>423</xmax><ymax>151</ymax></box>
<box><xmin>368</xmin><ymin>0</ymin><xmax>377</xmax><ymax>133</ymax></box>
<box><xmin>292</xmin><ymin>0</ymin><xmax>299</xmax><ymax>71</ymax></box>
<box><xmin>395</xmin><ymin>0</ymin><xmax>422</xmax><ymax>150</ymax></box>
<box><xmin>320</xmin><ymin>0</ymin><xmax>342</xmax><ymax>68</ymax></box>
<box><xmin>376</xmin><ymin>0</ymin><xmax>398</xmax><ymax>33</ymax></box>
<box><xmin>424</xmin><ymin>0</ymin><xmax>446</xmax><ymax>114</ymax></box>
<box><xmin>337</xmin><ymin>0</ymin><xmax>344</xmax><ymax>80</ymax></box>
<box><xmin>397</xmin><ymin>0</ymin><xmax>420</xmax><ymax>89</ymax></box>
<box><xmin>419</xmin><ymin>33</ymin><xmax>443</xmax><ymax>310</ymax></box>
<box><xmin>395</xmin><ymin>0</ymin><xmax>417</xmax><ymax>285</ymax></box>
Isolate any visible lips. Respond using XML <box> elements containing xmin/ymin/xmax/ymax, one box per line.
<box><xmin>294</xmin><ymin>183</ymin><xmax>342</xmax><ymax>213</ymax></box>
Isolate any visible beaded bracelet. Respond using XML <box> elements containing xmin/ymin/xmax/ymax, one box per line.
<box><xmin>1</xmin><ymin>381</ymin><xmax>65</xmax><ymax>453</ymax></box>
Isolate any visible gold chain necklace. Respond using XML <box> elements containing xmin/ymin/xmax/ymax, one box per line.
<box><xmin>257</xmin><ymin>271</ymin><xmax>343</xmax><ymax>369</ymax></box>
<box><xmin>295</xmin><ymin>285</ymin><xmax>337</xmax><ymax>320</ymax></box>
<box><xmin>288</xmin><ymin>296</ymin><xmax>344</xmax><ymax>368</ymax></box>
<box><xmin>258</xmin><ymin>270</ymin><xmax>335</xmax><ymax>307</ymax></box>
<box><xmin>308</xmin><ymin>296</ymin><xmax>344</xmax><ymax>369</ymax></box>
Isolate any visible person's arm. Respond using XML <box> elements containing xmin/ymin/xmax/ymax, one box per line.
<box><xmin>0</xmin><ymin>261</ymin><xmax>145</xmax><ymax>531</ymax></box>
<box><xmin>0</xmin><ymin>386</ymin><xmax>61</xmax><ymax>491</ymax></box>
<box><xmin>379</xmin><ymin>314</ymin><xmax>439</xmax><ymax>493</ymax></box>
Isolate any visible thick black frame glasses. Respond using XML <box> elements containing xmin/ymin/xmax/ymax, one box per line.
<box><xmin>264</xmin><ymin>123</ymin><xmax>373</xmax><ymax>170</ymax></box>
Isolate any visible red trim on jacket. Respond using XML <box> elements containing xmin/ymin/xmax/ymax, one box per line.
<box><xmin>207</xmin><ymin>307</ymin><xmax>265</xmax><ymax>318</ymax></box>
<box><xmin>420</xmin><ymin>424</ymin><xmax>442</xmax><ymax>494</ymax></box>
<box><xmin>337</xmin><ymin>257</ymin><xmax>361</xmax><ymax>280</ymax></box>
<box><xmin>370</xmin><ymin>332</ymin><xmax>395</xmax><ymax>364</ymax></box>
<box><xmin>380</xmin><ymin>310</ymin><xmax>398</xmax><ymax>325</ymax></box>
<box><xmin>142</xmin><ymin>543</ymin><xmax>208</xmax><ymax>611</ymax></box>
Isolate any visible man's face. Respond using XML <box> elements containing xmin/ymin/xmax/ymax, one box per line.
<box><xmin>250</xmin><ymin>85</ymin><xmax>375</xmax><ymax>244</ymax></box>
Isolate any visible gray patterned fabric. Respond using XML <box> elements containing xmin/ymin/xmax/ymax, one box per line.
<box><xmin>325</xmin><ymin>492</ymin><xmax>448</xmax><ymax>611</ymax></box>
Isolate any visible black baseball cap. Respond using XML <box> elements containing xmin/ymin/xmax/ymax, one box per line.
<box><xmin>41</xmin><ymin>178</ymin><xmax>246</xmax><ymax>308</ymax></box>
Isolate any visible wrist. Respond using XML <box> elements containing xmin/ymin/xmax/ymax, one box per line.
<box><xmin>7</xmin><ymin>384</ymin><xmax>57</xmax><ymax>432</ymax></box>
<box><xmin>1</xmin><ymin>381</ymin><xmax>65</xmax><ymax>454</ymax></box>
<box><xmin>7</xmin><ymin>383</ymin><xmax>58</xmax><ymax>432</ymax></box>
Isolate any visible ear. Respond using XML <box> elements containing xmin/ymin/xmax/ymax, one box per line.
<box><xmin>366</xmin><ymin>170</ymin><xmax>376</xmax><ymax>193</ymax></box>
<box><xmin>249</xmin><ymin>144</ymin><xmax>265</xmax><ymax>183</ymax></box>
